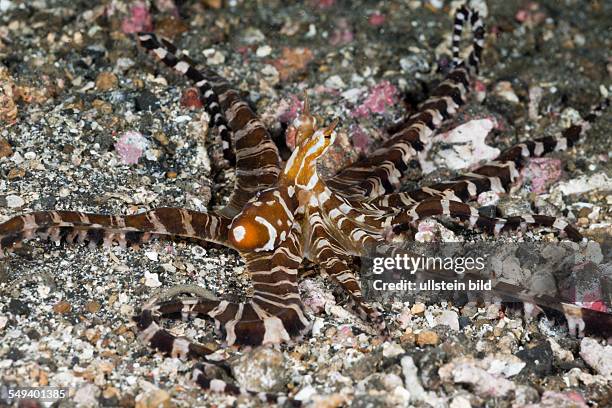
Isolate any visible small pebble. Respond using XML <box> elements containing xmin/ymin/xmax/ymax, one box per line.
<box><xmin>202</xmin><ymin>0</ymin><xmax>222</xmax><ymax>8</ymax></box>
<box><xmin>411</xmin><ymin>303</ymin><xmax>426</xmax><ymax>314</ymax></box>
<box><xmin>324</xmin><ymin>75</ymin><xmax>346</xmax><ymax>90</ymax></box>
<box><xmin>74</xmin><ymin>384</ymin><xmax>100</xmax><ymax>407</ymax></box>
<box><xmin>144</xmin><ymin>271</ymin><xmax>162</xmax><ymax>288</ymax></box>
<box><xmin>580</xmin><ymin>337</ymin><xmax>612</xmax><ymax>377</ymax></box>
<box><xmin>53</xmin><ymin>301</ymin><xmax>72</xmax><ymax>314</ymax></box>
<box><xmin>382</xmin><ymin>342</ymin><xmax>405</xmax><ymax>358</ymax></box>
<box><xmin>95</xmin><ymin>72</ymin><xmax>118</xmax><ymax>91</ymax></box>
<box><xmin>416</xmin><ymin>330</ymin><xmax>439</xmax><ymax>346</ymax></box>
<box><xmin>256</xmin><ymin>45</ymin><xmax>272</xmax><ymax>57</ymax></box>
<box><xmin>8</xmin><ymin>168</ymin><xmax>25</xmax><ymax>179</ymax></box>
<box><xmin>493</xmin><ymin>81</ymin><xmax>519</xmax><ymax>103</ymax></box>
<box><xmin>0</xmin><ymin>137</ymin><xmax>13</xmax><ymax>157</ymax></box>
<box><xmin>135</xmin><ymin>388</ymin><xmax>171</xmax><ymax>408</ymax></box>
<box><xmin>203</xmin><ymin>48</ymin><xmax>225</xmax><ymax>65</ymax></box>
<box><xmin>6</xmin><ymin>194</ymin><xmax>25</xmax><ymax>208</ymax></box>
<box><xmin>435</xmin><ymin>310</ymin><xmax>460</xmax><ymax>331</ymax></box>
<box><xmin>232</xmin><ymin>348</ymin><xmax>290</xmax><ymax>392</ymax></box>
<box><xmin>85</xmin><ymin>301</ymin><xmax>101</xmax><ymax>313</ymax></box>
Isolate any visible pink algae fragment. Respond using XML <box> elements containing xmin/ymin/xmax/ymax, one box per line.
<box><xmin>277</xmin><ymin>95</ymin><xmax>303</xmax><ymax>124</ymax></box>
<box><xmin>368</xmin><ymin>12</ymin><xmax>386</xmax><ymax>26</ymax></box>
<box><xmin>515</xmin><ymin>10</ymin><xmax>529</xmax><ymax>23</ymax></box>
<box><xmin>121</xmin><ymin>1</ymin><xmax>153</xmax><ymax>34</ymax></box>
<box><xmin>115</xmin><ymin>131</ymin><xmax>148</xmax><ymax>165</ymax></box>
<box><xmin>351</xmin><ymin>80</ymin><xmax>397</xmax><ymax>118</ymax></box>
<box><xmin>330</xmin><ymin>18</ymin><xmax>353</xmax><ymax>46</ymax></box>
<box><xmin>522</xmin><ymin>158</ymin><xmax>562</xmax><ymax>194</ymax></box>
<box><xmin>278</xmin><ymin>95</ymin><xmax>304</xmax><ymax>150</ymax></box>
<box><xmin>523</xmin><ymin>391</ymin><xmax>588</xmax><ymax>408</ymax></box>
<box><xmin>575</xmin><ymin>287</ymin><xmax>608</xmax><ymax>313</ymax></box>
<box><xmin>514</xmin><ymin>3</ymin><xmax>547</xmax><ymax>25</ymax></box>
<box><xmin>350</xmin><ymin>124</ymin><xmax>371</xmax><ymax>154</ymax></box>
<box><xmin>312</xmin><ymin>0</ymin><xmax>335</xmax><ymax>9</ymax></box>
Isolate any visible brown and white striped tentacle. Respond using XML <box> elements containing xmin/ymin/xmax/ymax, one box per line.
<box><xmin>314</xmin><ymin>188</ymin><xmax>390</xmax><ymax>252</ymax></box>
<box><xmin>0</xmin><ymin>208</ymin><xmax>230</xmax><ymax>257</ymax></box>
<box><xmin>367</xmin><ymin>98</ymin><xmax>610</xmax><ymax>207</ymax></box>
<box><xmin>137</xmin><ymin>33</ymin><xmax>281</xmax><ymax>218</ymax></box>
<box><xmin>138</xmin><ymin>33</ymin><xmax>235</xmax><ymax>164</ymax></box>
<box><xmin>451</xmin><ymin>5</ymin><xmax>485</xmax><ymax>72</ymax></box>
<box><xmin>327</xmin><ymin>6</ymin><xmax>485</xmax><ymax>199</ymax></box>
<box><xmin>388</xmin><ymin>198</ymin><xmax>582</xmax><ymax>241</ymax></box>
<box><xmin>136</xmin><ymin>226</ymin><xmax>309</xmax><ymax>349</ymax></box>
<box><xmin>306</xmin><ymin>206</ymin><xmax>384</xmax><ymax>327</ymax></box>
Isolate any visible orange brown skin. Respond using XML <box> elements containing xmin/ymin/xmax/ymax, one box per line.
<box><xmin>228</xmin><ymin>109</ymin><xmax>338</xmax><ymax>253</ymax></box>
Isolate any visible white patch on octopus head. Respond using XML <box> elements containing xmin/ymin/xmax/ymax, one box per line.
<box><xmin>254</xmin><ymin>216</ymin><xmax>277</xmax><ymax>251</ymax></box>
<box><xmin>232</xmin><ymin>226</ymin><xmax>246</xmax><ymax>242</ymax></box>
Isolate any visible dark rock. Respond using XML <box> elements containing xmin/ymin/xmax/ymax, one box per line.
<box><xmin>6</xmin><ymin>347</ymin><xmax>25</xmax><ymax>361</ymax></box>
<box><xmin>134</xmin><ymin>90</ymin><xmax>159</xmax><ymax>111</ymax></box>
<box><xmin>478</xmin><ymin>205</ymin><xmax>499</xmax><ymax>218</ymax></box>
<box><xmin>100</xmin><ymin>396</ymin><xmax>119</xmax><ymax>407</ymax></box>
<box><xmin>458</xmin><ymin>316</ymin><xmax>471</xmax><ymax>330</ymax></box>
<box><xmin>37</xmin><ymin>357</ymin><xmax>57</xmax><ymax>371</ymax></box>
<box><xmin>119</xmin><ymin>394</ymin><xmax>135</xmax><ymax>407</ymax></box>
<box><xmin>0</xmin><ymin>263</ymin><xmax>9</xmax><ymax>284</ymax></box>
<box><xmin>346</xmin><ymin>353</ymin><xmax>379</xmax><ymax>381</ymax></box>
<box><xmin>26</xmin><ymin>329</ymin><xmax>41</xmax><ymax>340</ymax></box>
<box><xmin>8</xmin><ymin>299</ymin><xmax>30</xmax><ymax>316</ymax></box>
<box><xmin>515</xmin><ymin>342</ymin><xmax>554</xmax><ymax>377</ymax></box>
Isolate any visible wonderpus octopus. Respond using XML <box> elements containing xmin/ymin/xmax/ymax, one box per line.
<box><xmin>1</xmin><ymin>4</ymin><xmax>610</xmax><ymax>405</ymax></box>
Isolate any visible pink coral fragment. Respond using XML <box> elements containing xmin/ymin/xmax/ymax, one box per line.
<box><xmin>313</xmin><ymin>0</ymin><xmax>335</xmax><ymax>9</ymax></box>
<box><xmin>368</xmin><ymin>12</ymin><xmax>386</xmax><ymax>26</ymax></box>
<box><xmin>115</xmin><ymin>131</ymin><xmax>148</xmax><ymax>165</ymax></box>
<box><xmin>522</xmin><ymin>158</ymin><xmax>562</xmax><ymax>194</ymax></box>
<box><xmin>351</xmin><ymin>80</ymin><xmax>397</xmax><ymax>118</ymax></box>
<box><xmin>278</xmin><ymin>95</ymin><xmax>303</xmax><ymax>124</ymax></box>
<box><xmin>121</xmin><ymin>1</ymin><xmax>153</xmax><ymax>34</ymax></box>
<box><xmin>330</xmin><ymin>18</ymin><xmax>353</xmax><ymax>46</ymax></box>
<box><xmin>350</xmin><ymin>124</ymin><xmax>371</xmax><ymax>154</ymax></box>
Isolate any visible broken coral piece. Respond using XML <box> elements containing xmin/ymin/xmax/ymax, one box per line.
<box><xmin>114</xmin><ymin>131</ymin><xmax>149</xmax><ymax>165</ymax></box>
<box><xmin>430</xmin><ymin>118</ymin><xmax>500</xmax><ymax>171</ymax></box>
<box><xmin>522</xmin><ymin>157</ymin><xmax>562</xmax><ymax>194</ymax></box>
<box><xmin>121</xmin><ymin>1</ymin><xmax>153</xmax><ymax>34</ymax></box>
<box><xmin>351</xmin><ymin>80</ymin><xmax>397</xmax><ymax>118</ymax></box>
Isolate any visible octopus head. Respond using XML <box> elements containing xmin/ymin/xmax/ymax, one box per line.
<box><xmin>228</xmin><ymin>189</ymin><xmax>295</xmax><ymax>252</ymax></box>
